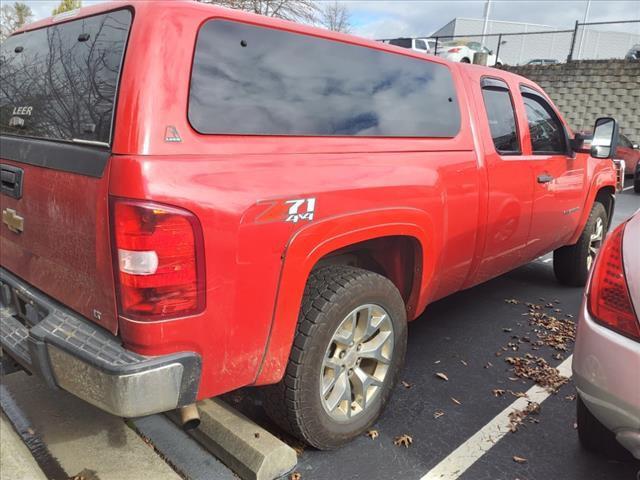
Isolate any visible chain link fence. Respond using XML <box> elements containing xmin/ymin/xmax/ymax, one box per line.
<box><xmin>379</xmin><ymin>19</ymin><xmax>639</xmax><ymax>66</ymax></box>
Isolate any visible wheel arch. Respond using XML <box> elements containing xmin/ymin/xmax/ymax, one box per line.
<box><xmin>253</xmin><ymin>208</ymin><xmax>437</xmax><ymax>385</ymax></box>
<box><xmin>568</xmin><ymin>166</ymin><xmax>617</xmax><ymax>245</ymax></box>
<box><xmin>594</xmin><ymin>186</ymin><xmax>615</xmax><ymax>229</ymax></box>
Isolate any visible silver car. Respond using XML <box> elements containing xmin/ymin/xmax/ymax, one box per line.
<box><xmin>573</xmin><ymin>209</ymin><xmax>640</xmax><ymax>460</ymax></box>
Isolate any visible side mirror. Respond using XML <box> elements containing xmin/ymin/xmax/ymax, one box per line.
<box><xmin>590</xmin><ymin>117</ymin><xmax>619</xmax><ymax>159</ymax></box>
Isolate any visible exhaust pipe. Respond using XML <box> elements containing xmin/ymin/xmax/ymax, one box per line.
<box><xmin>178</xmin><ymin>404</ymin><xmax>200</xmax><ymax>430</ymax></box>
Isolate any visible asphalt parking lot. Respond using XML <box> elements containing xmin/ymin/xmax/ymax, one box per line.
<box><xmin>2</xmin><ymin>180</ymin><xmax>639</xmax><ymax>480</ymax></box>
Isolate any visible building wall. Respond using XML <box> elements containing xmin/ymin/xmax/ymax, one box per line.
<box><xmin>501</xmin><ymin>59</ymin><xmax>640</xmax><ymax>142</ymax></box>
<box><xmin>431</xmin><ymin>18</ymin><xmax>640</xmax><ymax>65</ymax></box>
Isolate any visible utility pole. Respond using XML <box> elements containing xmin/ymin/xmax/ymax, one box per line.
<box><xmin>576</xmin><ymin>0</ymin><xmax>591</xmax><ymax>60</ymax></box>
<box><xmin>481</xmin><ymin>0</ymin><xmax>492</xmax><ymax>47</ymax></box>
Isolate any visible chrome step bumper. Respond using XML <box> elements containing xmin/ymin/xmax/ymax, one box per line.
<box><xmin>0</xmin><ymin>267</ymin><xmax>200</xmax><ymax>418</ymax></box>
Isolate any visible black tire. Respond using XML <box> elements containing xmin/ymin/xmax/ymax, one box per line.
<box><xmin>577</xmin><ymin>396</ymin><xmax>634</xmax><ymax>460</ymax></box>
<box><xmin>263</xmin><ymin>265</ymin><xmax>407</xmax><ymax>450</ymax></box>
<box><xmin>634</xmin><ymin>169</ymin><xmax>640</xmax><ymax>193</ymax></box>
<box><xmin>553</xmin><ymin>202</ymin><xmax>607</xmax><ymax>286</ymax></box>
<box><xmin>460</xmin><ymin>57</ymin><xmax>471</xmax><ymax>63</ymax></box>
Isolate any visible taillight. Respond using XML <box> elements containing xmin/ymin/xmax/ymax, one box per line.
<box><xmin>448</xmin><ymin>47</ymin><xmax>461</xmax><ymax>53</ymax></box>
<box><xmin>111</xmin><ymin>198</ymin><xmax>205</xmax><ymax>320</ymax></box>
<box><xmin>588</xmin><ymin>221</ymin><xmax>639</xmax><ymax>340</ymax></box>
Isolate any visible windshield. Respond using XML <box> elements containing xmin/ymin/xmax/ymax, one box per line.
<box><xmin>0</xmin><ymin>9</ymin><xmax>132</xmax><ymax>145</ymax></box>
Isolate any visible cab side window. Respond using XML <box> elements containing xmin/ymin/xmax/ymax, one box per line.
<box><xmin>481</xmin><ymin>78</ymin><xmax>520</xmax><ymax>154</ymax></box>
<box><xmin>415</xmin><ymin>39</ymin><xmax>427</xmax><ymax>51</ymax></box>
<box><xmin>521</xmin><ymin>87</ymin><xmax>567</xmax><ymax>154</ymax></box>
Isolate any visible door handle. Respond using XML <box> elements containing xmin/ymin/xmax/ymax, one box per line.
<box><xmin>537</xmin><ymin>174</ymin><xmax>554</xmax><ymax>184</ymax></box>
<box><xmin>0</xmin><ymin>164</ymin><xmax>23</xmax><ymax>199</ymax></box>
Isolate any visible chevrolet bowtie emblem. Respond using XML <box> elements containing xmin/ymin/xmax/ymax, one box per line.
<box><xmin>2</xmin><ymin>208</ymin><xmax>24</xmax><ymax>234</ymax></box>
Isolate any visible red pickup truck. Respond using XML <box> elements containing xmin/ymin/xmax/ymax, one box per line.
<box><xmin>0</xmin><ymin>1</ymin><xmax>621</xmax><ymax>449</ymax></box>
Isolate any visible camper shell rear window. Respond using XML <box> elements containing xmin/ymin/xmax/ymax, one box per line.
<box><xmin>0</xmin><ymin>9</ymin><xmax>132</xmax><ymax>145</ymax></box>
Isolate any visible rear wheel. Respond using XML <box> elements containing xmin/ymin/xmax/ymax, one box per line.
<box><xmin>577</xmin><ymin>396</ymin><xmax>634</xmax><ymax>460</ymax></box>
<box><xmin>263</xmin><ymin>265</ymin><xmax>407</xmax><ymax>449</ymax></box>
<box><xmin>460</xmin><ymin>57</ymin><xmax>471</xmax><ymax>63</ymax></box>
<box><xmin>553</xmin><ymin>202</ymin><xmax>607</xmax><ymax>286</ymax></box>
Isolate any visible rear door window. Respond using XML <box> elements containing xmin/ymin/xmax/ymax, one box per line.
<box><xmin>189</xmin><ymin>20</ymin><xmax>461</xmax><ymax>137</ymax></box>
<box><xmin>481</xmin><ymin>78</ymin><xmax>520</xmax><ymax>154</ymax></box>
<box><xmin>0</xmin><ymin>9</ymin><xmax>132</xmax><ymax>145</ymax></box>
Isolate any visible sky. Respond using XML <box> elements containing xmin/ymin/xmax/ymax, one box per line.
<box><xmin>18</xmin><ymin>0</ymin><xmax>640</xmax><ymax>39</ymax></box>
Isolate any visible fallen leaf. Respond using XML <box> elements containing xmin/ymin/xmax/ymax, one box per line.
<box><xmin>451</xmin><ymin>397</ymin><xmax>461</xmax><ymax>405</ymax></box>
<box><xmin>460</xmin><ymin>360</ymin><xmax>468</xmax><ymax>366</ymax></box>
<box><xmin>433</xmin><ymin>410</ymin><xmax>445</xmax><ymax>419</ymax></box>
<box><xmin>573</xmin><ymin>422</ymin><xmax>578</xmax><ymax>429</ymax></box>
<box><xmin>366</xmin><ymin>429</ymin><xmax>379</xmax><ymax>440</ymax></box>
<box><xmin>254</xmin><ymin>432</ymin><xmax>260</xmax><ymax>439</ymax></box>
<box><xmin>564</xmin><ymin>394</ymin><xmax>576</xmax><ymax>401</ymax></box>
<box><xmin>290</xmin><ymin>473</ymin><xmax>302</xmax><ymax>480</ymax></box>
<box><xmin>394</xmin><ymin>434</ymin><xmax>413</xmax><ymax>447</ymax></box>
<box><xmin>492</xmin><ymin>389</ymin><xmax>506</xmax><ymax>397</ymax></box>
<box><xmin>485</xmin><ymin>361</ymin><xmax>493</xmax><ymax>369</ymax></box>
<box><xmin>513</xmin><ymin>455</ymin><xmax>527</xmax><ymax>464</ymax></box>
<box><xmin>503</xmin><ymin>327</ymin><xmax>513</xmax><ymax>333</ymax></box>
<box><xmin>435</xmin><ymin>372</ymin><xmax>449</xmax><ymax>381</ymax></box>
<box><xmin>434</xmin><ymin>360</ymin><xmax>441</xmax><ymax>364</ymax></box>
<box><xmin>504</xmin><ymin>355</ymin><xmax>569</xmax><ymax>392</ymax></box>
<box><xmin>505</xmin><ymin>298</ymin><xmax>520</xmax><ymax>304</ymax></box>
<box><xmin>401</xmin><ymin>380</ymin><xmax>414</xmax><ymax>389</ymax></box>
<box><xmin>508</xmin><ymin>390</ymin><xmax>527</xmax><ymax>398</ymax></box>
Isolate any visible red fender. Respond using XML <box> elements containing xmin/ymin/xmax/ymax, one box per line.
<box><xmin>253</xmin><ymin>207</ymin><xmax>437</xmax><ymax>385</ymax></box>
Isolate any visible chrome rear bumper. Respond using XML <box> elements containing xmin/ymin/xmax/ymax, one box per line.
<box><xmin>0</xmin><ymin>267</ymin><xmax>200</xmax><ymax>418</ymax></box>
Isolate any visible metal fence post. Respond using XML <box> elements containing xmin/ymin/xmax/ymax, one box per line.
<box><xmin>567</xmin><ymin>20</ymin><xmax>579</xmax><ymax>62</ymax></box>
<box><xmin>494</xmin><ymin>34</ymin><xmax>503</xmax><ymax>66</ymax></box>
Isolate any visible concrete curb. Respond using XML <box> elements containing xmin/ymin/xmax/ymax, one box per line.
<box><xmin>168</xmin><ymin>399</ymin><xmax>297</xmax><ymax>480</ymax></box>
<box><xmin>0</xmin><ymin>413</ymin><xmax>48</xmax><ymax>480</ymax></box>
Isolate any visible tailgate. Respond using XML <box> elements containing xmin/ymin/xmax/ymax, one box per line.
<box><xmin>0</xmin><ymin>147</ymin><xmax>117</xmax><ymax>333</ymax></box>
<box><xmin>0</xmin><ymin>8</ymin><xmax>133</xmax><ymax>334</ymax></box>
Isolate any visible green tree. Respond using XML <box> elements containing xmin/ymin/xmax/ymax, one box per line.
<box><xmin>52</xmin><ymin>0</ymin><xmax>82</xmax><ymax>16</ymax></box>
<box><xmin>0</xmin><ymin>2</ymin><xmax>33</xmax><ymax>42</ymax></box>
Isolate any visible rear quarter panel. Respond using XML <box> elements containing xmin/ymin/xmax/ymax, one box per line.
<box><xmin>110</xmin><ymin>3</ymin><xmax>482</xmax><ymax>397</ymax></box>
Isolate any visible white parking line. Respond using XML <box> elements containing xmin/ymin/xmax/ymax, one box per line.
<box><xmin>421</xmin><ymin>356</ymin><xmax>573</xmax><ymax>480</ymax></box>
<box><xmin>623</xmin><ymin>185</ymin><xmax>634</xmax><ymax>191</ymax></box>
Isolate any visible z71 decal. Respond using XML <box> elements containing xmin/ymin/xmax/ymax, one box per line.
<box><xmin>257</xmin><ymin>197</ymin><xmax>316</xmax><ymax>224</ymax></box>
